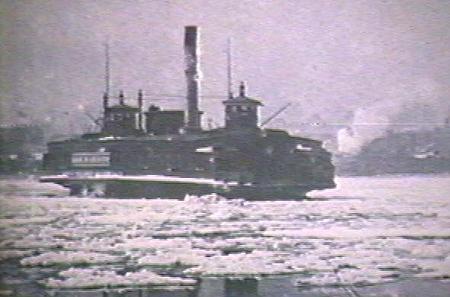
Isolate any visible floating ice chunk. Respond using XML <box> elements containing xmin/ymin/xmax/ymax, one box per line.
<box><xmin>192</xmin><ymin>225</ymin><xmax>245</xmax><ymax>237</ymax></box>
<box><xmin>192</xmin><ymin>237</ymin><xmax>269</xmax><ymax>253</ymax></box>
<box><xmin>184</xmin><ymin>193</ymin><xmax>226</xmax><ymax>204</ymax></box>
<box><xmin>409</xmin><ymin>244</ymin><xmax>450</xmax><ymax>259</ymax></box>
<box><xmin>295</xmin><ymin>272</ymin><xmax>340</xmax><ymax>287</ymax></box>
<box><xmin>262</xmin><ymin>226</ymin><xmax>450</xmax><ymax>239</ymax></box>
<box><xmin>43</xmin><ymin>268</ymin><xmax>196</xmax><ymax>289</ymax></box>
<box><xmin>3</xmin><ymin>177</ymin><xmax>450</xmax><ymax>287</ymax></box>
<box><xmin>137</xmin><ymin>254</ymin><xmax>178</xmax><ymax>266</ymax></box>
<box><xmin>150</xmin><ymin>228</ymin><xmax>193</xmax><ymax>237</ymax></box>
<box><xmin>137</xmin><ymin>248</ymin><xmax>217</xmax><ymax>267</ymax></box>
<box><xmin>184</xmin><ymin>250</ymin><xmax>297</xmax><ymax>276</ymax></box>
<box><xmin>295</xmin><ymin>267</ymin><xmax>399</xmax><ymax>287</ymax></box>
<box><xmin>62</xmin><ymin>237</ymin><xmax>119</xmax><ymax>252</ymax></box>
<box><xmin>208</xmin><ymin>208</ymin><xmax>245</xmax><ymax>221</ymax></box>
<box><xmin>0</xmin><ymin>179</ymin><xmax>69</xmax><ymax>197</ymax></box>
<box><xmin>0</xmin><ymin>250</ymin><xmax>33</xmax><ymax>261</ymax></box>
<box><xmin>115</xmin><ymin>237</ymin><xmax>192</xmax><ymax>251</ymax></box>
<box><xmin>6</xmin><ymin>234</ymin><xmax>66</xmax><ymax>249</ymax></box>
<box><xmin>20</xmin><ymin>251</ymin><xmax>124</xmax><ymax>266</ymax></box>
<box><xmin>0</xmin><ymin>216</ymin><xmax>57</xmax><ymax>227</ymax></box>
<box><xmin>416</xmin><ymin>259</ymin><xmax>450</xmax><ymax>279</ymax></box>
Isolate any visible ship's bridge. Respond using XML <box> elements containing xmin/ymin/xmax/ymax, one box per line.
<box><xmin>223</xmin><ymin>82</ymin><xmax>262</xmax><ymax>130</ymax></box>
<box><xmin>102</xmin><ymin>91</ymin><xmax>142</xmax><ymax>136</ymax></box>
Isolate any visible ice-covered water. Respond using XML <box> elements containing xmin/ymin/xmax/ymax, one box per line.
<box><xmin>0</xmin><ymin>175</ymin><xmax>449</xmax><ymax>297</ymax></box>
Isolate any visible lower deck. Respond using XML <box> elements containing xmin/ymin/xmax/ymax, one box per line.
<box><xmin>39</xmin><ymin>174</ymin><xmax>335</xmax><ymax>200</ymax></box>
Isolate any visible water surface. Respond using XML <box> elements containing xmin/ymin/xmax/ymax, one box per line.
<box><xmin>0</xmin><ymin>175</ymin><xmax>449</xmax><ymax>296</ymax></box>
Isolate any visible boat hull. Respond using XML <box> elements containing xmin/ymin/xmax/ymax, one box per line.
<box><xmin>39</xmin><ymin>175</ymin><xmax>334</xmax><ymax>200</ymax></box>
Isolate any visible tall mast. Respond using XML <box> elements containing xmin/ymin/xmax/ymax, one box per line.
<box><xmin>104</xmin><ymin>38</ymin><xmax>111</xmax><ymax>96</ymax></box>
<box><xmin>227</xmin><ymin>38</ymin><xmax>233</xmax><ymax>99</ymax></box>
<box><xmin>103</xmin><ymin>38</ymin><xmax>111</xmax><ymax>111</ymax></box>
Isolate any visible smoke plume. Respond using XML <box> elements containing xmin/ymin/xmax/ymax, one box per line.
<box><xmin>338</xmin><ymin>78</ymin><xmax>448</xmax><ymax>155</ymax></box>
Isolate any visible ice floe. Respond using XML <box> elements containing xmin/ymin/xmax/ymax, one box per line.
<box><xmin>184</xmin><ymin>251</ymin><xmax>299</xmax><ymax>276</ymax></box>
<box><xmin>137</xmin><ymin>248</ymin><xmax>217</xmax><ymax>267</ymax></box>
<box><xmin>1</xmin><ymin>176</ymin><xmax>450</xmax><ymax>290</ymax></box>
<box><xmin>20</xmin><ymin>251</ymin><xmax>124</xmax><ymax>267</ymax></box>
<box><xmin>0</xmin><ymin>250</ymin><xmax>33</xmax><ymax>262</ymax></box>
<box><xmin>44</xmin><ymin>268</ymin><xmax>196</xmax><ymax>289</ymax></box>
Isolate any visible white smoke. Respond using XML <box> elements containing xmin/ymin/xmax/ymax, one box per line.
<box><xmin>337</xmin><ymin>127</ymin><xmax>362</xmax><ymax>154</ymax></box>
<box><xmin>337</xmin><ymin>102</ymin><xmax>395</xmax><ymax>154</ymax></box>
<box><xmin>337</xmin><ymin>78</ymin><xmax>447</xmax><ymax>155</ymax></box>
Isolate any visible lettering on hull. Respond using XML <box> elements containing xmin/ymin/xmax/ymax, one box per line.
<box><xmin>71</xmin><ymin>152</ymin><xmax>111</xmax><ymax>167</ymax></box>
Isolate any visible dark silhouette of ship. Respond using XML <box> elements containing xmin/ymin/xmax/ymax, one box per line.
<box><xmin>40</xmin><ymin>26</ymin><xmax>335</xmax><ymax>199</ymax></box>
<box><xmin>335</xmin><ymin>125</ymin><xmax>450</xmax><ymax>176</ymax></box>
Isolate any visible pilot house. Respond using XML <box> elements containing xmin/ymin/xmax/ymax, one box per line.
<box><xmin>223</xmin><ymin>82</ymin><xmax>262</xmax><ymax>130</ymax></box>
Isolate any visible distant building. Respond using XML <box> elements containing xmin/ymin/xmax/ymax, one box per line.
<box><xmin>0</xmin><ymin>125</ymin><xmax>45</xmax><ymax>173</ymax></box>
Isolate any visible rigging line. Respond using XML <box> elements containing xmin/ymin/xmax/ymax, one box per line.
<box><xmin>143</xmin><ymin>93</ymin><xmax>228</xmax><ymax>98</ymax></box>
<box><xmin>260</xmin><ymin>103</ymin><xmax>292</xmax><ymax>127</ymax></box>
<box><xmin>82</xmin><ymin>112</ymin><xmax>102</xmax><ymax>127</ymax></box>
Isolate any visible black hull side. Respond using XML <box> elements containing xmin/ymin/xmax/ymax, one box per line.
<box><xmin>41</xmin><ymin>178</ymin><xmax>335</xmax><ymax>201</ymax></box>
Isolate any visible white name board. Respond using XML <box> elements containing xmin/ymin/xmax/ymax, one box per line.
<box><xmin>71</xmin><ymin>152</ymin><xmax>111</xmax><ymax>167</ymax></box>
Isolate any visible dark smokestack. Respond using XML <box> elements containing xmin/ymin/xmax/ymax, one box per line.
<box><xmin>184</xmin><ymin>26</ymin><xmax>202</xmax><ymax>131</ymax></box>
<box><xmin>137</xmin><ymin>89</ymin><xmax>143</xmax><ymax>131</ymax></box>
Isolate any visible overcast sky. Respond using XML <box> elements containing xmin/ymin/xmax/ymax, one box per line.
<box><xmin>1</xmin><ymin>0</ymin><xmax>449</xmax><ymax>137</ymax></box>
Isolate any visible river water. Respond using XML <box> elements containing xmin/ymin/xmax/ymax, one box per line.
<box><xmin>0</xmin><ymin>175</ymin><xmax>449</xmax><ymax>297</ymax></box>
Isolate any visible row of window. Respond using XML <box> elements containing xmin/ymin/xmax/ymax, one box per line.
<box><xmin>106</xmin><ymin>113</ymin><xmax>136</xmax><ymax>121</ymax></box>
<box><xmin>226</xmin><ymin>105</ymin><xmax>256</xmax><ymax>112</ymax></box>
